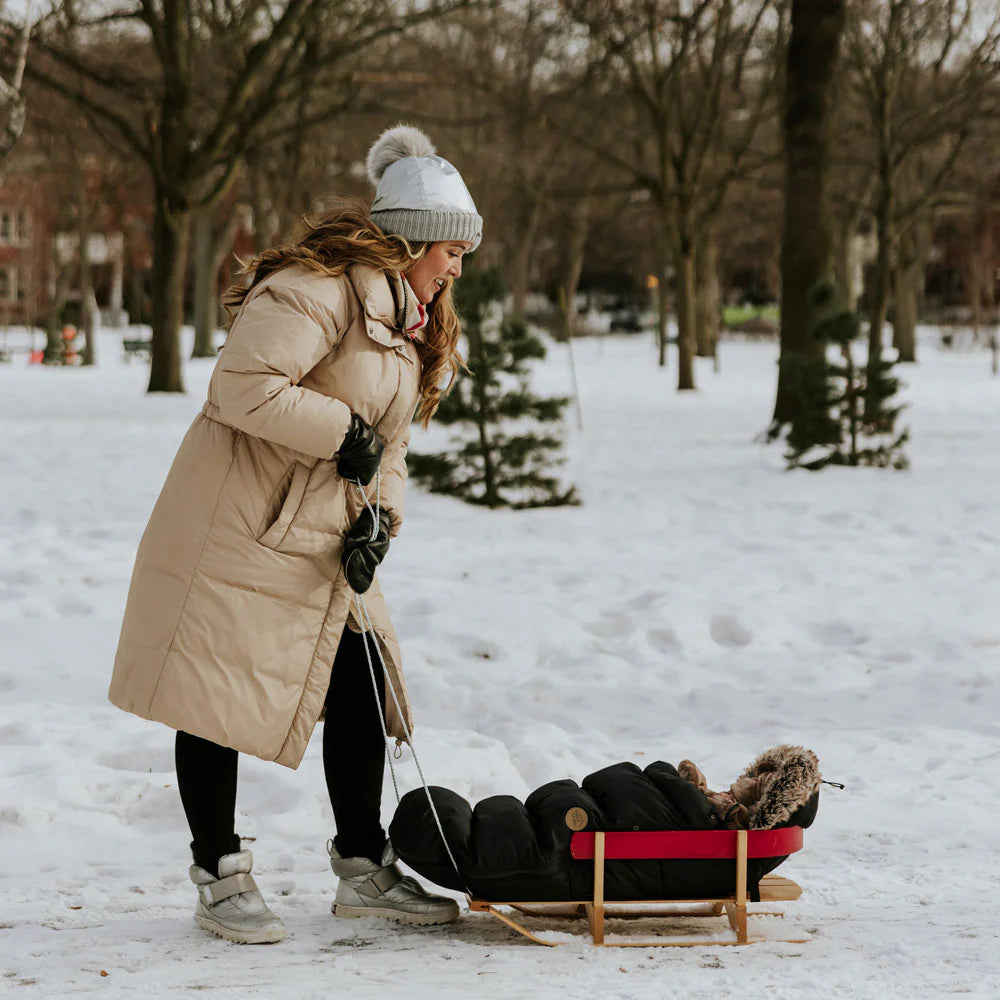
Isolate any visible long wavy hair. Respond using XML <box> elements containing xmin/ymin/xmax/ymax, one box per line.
<box><xmin>222</xmin><ymin>200</ymin><xmax>464</xmax><ymax>427</ymax></box>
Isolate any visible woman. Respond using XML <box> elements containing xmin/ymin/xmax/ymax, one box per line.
<box><xmin>108</xmin><ymin>125</ymin><xmax>481</xmax><ymax>944</ymax></box>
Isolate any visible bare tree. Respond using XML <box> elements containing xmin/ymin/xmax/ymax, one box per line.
<box><xmin>949</xmin><ymin>125</ymin><xmax>1000</xmax><ymax>366</ymax></box>
<box><xmin>75</xmin><ymin>165</ymin><xmax>98</xmax><ymax>365</ymax></box>
<box><xmin>564</xmin><ymin>0</ymin><xmax>785</xmax><ymax>390</ymax></box>
<box><xmin>27</xmin><ymin>0</ymin><xmax>467</xmax><ymax>393</ymax></box>
<box><xmin>403</xmin><ymin>0</ymin><xmax>593</xmax><ymax>322</ymax></box>
<box><xmin>0</xmin><ymin>5</ymin><xmax>30</xmax><ymax>158</ymax></box>
<box><xmin>844</xmin><ymin>0</ymin><xmax>1000</xmax><ymax>371</ymax></box>
<box><xmin>18</xmin><ymin>78</ymin><xmax>115</xmax><ymax>363</ymax></box>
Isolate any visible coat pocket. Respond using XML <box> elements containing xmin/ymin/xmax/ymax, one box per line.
<box><xmin>256</xmin><ymin>459</ymin><xmax>348</xmax><ymax>563</ymax></box>
<box><xmin>257</xmin><ymin>462</ymin><xmax>311</xmax><ymax>550</ymax></box>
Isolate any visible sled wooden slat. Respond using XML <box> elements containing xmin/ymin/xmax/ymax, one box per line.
<box><xmin>468</xmin><ymin>827</ymin><xmax>808</xmax><ymax>947</ymax></box>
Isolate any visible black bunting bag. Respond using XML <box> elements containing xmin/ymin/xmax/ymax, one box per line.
<box><xmin>389</xmin><ymin>748</ymin><xmax>820</xmax><ymax>903</ymax></box>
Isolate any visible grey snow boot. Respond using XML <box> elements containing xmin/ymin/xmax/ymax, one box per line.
<box><xmin>189</xmin><ymin>849</ymin><xmax>287</xmax><ymax>944</ymax></box>
<box><xmin>327</xmin><ymin>839</ymin><xmax>460</xmax><ymax>925</ymax></box>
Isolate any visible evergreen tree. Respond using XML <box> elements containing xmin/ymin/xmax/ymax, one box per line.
<box><xmin>409</xmin><ymin>269</ymin><xmax>580</xmax><ymax>508</ymax></box>
<box><xmin>783</xmin><ymin>280</ymin><xmax>909</xmax><ymax>470</ymax></box>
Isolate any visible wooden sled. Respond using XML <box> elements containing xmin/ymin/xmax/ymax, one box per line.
<box><xmin>468</xmin><ymin>827</ymin><xmax>808</xmax><ymax>947</ymax></box>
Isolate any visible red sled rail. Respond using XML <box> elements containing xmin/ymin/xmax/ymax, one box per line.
<box><xmin>570</xmin><ymin>826</ymin><xmax>804</xmax><ymax>861</ymax></box>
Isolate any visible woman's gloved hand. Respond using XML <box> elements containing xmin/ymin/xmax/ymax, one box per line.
<box><xmin>336</xmin><ymin>414</ymin><xmax>384</xmax><ymax>486</ymax></box>
<box><xmin>342</xmin><ymin>508</ymin><xmax>392</xmax><ymax>594</ymax></box>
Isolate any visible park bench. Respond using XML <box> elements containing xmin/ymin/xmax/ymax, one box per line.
<box><xmin>122</xmin><ymin>337</ymin><xmax>152</xmax><ymax>362</ymax></box>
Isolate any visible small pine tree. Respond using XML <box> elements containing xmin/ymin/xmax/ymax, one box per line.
<box><xmin>409</xmin><ymin>268</ymin><xmax>580</xmax><ymax>508</ymax></box>
<box><xmin>783</xmin><ymin>280</ymin><xmax>909</xmax><ymax>470</ymax></box>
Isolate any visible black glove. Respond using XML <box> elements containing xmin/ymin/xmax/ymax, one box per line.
<box><xmin>342</xmin><ymin>508</ymin><xmax>392</xmax><ymax>594</ymax></box>
<box><xmin>337</xmin><ymin>414</ymin><xmax>385</xmax><ymax>486</ymax></box>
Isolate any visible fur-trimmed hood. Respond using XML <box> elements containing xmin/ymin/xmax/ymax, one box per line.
<box><xmin>680</xmin><ymin>744</ymin><xmax>821</xmax><ymax>830</ymax></box>
<box><xmin>738</xmin><ymin>744</ymin><xmax>821</xmax><ymax>829</ymax></box>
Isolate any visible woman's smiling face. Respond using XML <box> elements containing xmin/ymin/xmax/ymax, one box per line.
<box><xmin>405</xmin><ymin>240</ymin><xmax>473</xmax><ymax>304</ymax></box>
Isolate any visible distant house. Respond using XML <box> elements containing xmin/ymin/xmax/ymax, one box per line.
<box><xmin>1</xmin><ymin>159</ymin><xmax>254</xmax><ymax>334</ymax></box>
<box><xmin>0</xmin><ymin>172</ymin><xmax>50</xmax><ymax>327</ymax></box>
<box><xmin>925</xmin><ymin>200</ymin><xmax>1000</xmax><ymax>317</ymax></box>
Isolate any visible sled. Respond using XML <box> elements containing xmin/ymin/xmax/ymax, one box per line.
<box><xmin>468</xmin><ymin>826</ymin><xmax>808</xmax><ymax>947</ymax></box>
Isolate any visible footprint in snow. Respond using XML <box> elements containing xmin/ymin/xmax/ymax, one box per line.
<box><xmin>809</xmin><ymin>621</ymin><xmax>869</xmax><ymax>647</ymax></box>
<box><xmin>709</xmin><ymin>614</ymin><xmax>753</xmax><ymax>648</ymax></box>
<box><xmin>586</xmin><ymin>614</ymin><xmax>631</xmax><ymax>639</ymax></box>
<box><xmin>0</xmin><ymin>722</ymin><xmax>43</xmax><ymax>746</ymax></box>
<box><xmin>646</xmin><ymin>627</ymin><xmax>682</xmax><ymax>653</ymax></box>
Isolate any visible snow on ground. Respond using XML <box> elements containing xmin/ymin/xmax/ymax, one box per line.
<box><xmin>0</xmin><ymin>327</ymin><xmax>998</xmax><ymax>998</ymax></box>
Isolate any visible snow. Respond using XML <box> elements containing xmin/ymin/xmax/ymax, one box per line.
<box><xmin>1</xmin><ymin>327</ymin><xmax>998</xmax><ymax>998</ymax></box>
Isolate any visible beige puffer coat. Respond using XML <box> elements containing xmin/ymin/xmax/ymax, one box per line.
<box><xmin>108</xmin><ymin>262</ymin><xmax>424</xmax><ymax>768</ymax></box>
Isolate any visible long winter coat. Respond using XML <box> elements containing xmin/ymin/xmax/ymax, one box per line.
<box><xmin>109</xmin><ymin>262</ymin><xmax>425</xmax><ymax>768</ymax></box>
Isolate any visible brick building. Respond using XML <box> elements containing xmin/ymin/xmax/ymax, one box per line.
<box><xmin>0</xmin><ymin>166</ymin><xmax>51</xmax><ymax>327</ymax></box>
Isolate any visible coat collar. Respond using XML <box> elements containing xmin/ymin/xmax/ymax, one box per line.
<box><xmin>349</xmin><ymin>265</ymin><xmax>427</xmax><ymax>342</ymax></box>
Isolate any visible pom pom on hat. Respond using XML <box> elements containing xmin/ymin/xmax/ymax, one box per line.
<box><xmin>366</xmin><ymin>124</ymin><xmax>437</xmax><ymax>186</ymax></box>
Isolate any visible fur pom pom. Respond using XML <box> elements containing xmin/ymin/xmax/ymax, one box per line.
<box><xmin>366</xmin><ymin>124</ymin><xmax>437</xmax><ymax>185</ymax></box>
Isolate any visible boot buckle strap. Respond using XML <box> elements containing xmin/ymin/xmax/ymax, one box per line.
<box><xmin>206</xmin><ymin>871</ymin><xmax>258</xmax><ymax>905</ymax></box>
<box><xmin>366</xmin><ymin>865</ymin><xmax>402</xmax><ymax>896</ymax></box>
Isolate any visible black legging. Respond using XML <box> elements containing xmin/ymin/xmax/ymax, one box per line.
<box><xmin>175</xmin><ymin>626</ymin><xmax>388</xmax><ymax>877</ymax></box>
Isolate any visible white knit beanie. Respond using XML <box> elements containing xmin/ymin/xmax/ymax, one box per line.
<box><xmin>367</xmin><ymin>124</ymin><xmax>482</xmax><ymax>251</ymax></box>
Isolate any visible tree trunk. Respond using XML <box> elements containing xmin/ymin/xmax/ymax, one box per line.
<box><xmin>192</xmin><ymin>212</ymin><xmax>216</xmax><ymax>358</ymax></box>
<box><xmin>892</xmin><ymin>217</ymin><xmax>922</xmax><ymax>364</ymax></box>
<box><xmin>77</xmin><ymin>179</ymin><xmax>97</xmax><ymax>366</ymax></box>
<box><xmin>148</xmin><ymin>194</ymin><xmax>189</xmax><ymax>392</ymax></box>
<box><xmin>558</xmin><ymin>197</ymin><xmax>590</xmax><ymax>431</ymax></box>
<box><xmin>969</xmin><ymin>217</ymin><xmax>995</xmax><ymax>351</ymax></box>
<box><xmin>44</xmin><ymin>253</ymin><xmax>72</xmax><ymax>364</ymax></box>
<box><xmin>867</xmin><ymin>172</ymin><xmax>893</xmax><ymax>364</ymax></box>
<box><xmin>674</xmin><ymin>240</ymin><xmax>697</xmax><ymax>391</ymax></box>
<box><xmin>191</xmin><ymin>209</ymin><xmax>221</xmax><ymax>358</ymax></box>
<box><xmin>124</xmin><ymin>218</ymin><xmax>147</xmax><ymax>326</ymax></box>
<box><xmin>833</xmin><ymin>219</ymin><xmax>861</xmax><ymax>312</ymax></box>
<box><xmin>193</xmin><ymin>207</ymin><xmax>245</xmax><ymax>358</ymax></box>
<box><xmin>509</xmin><ymin>195</ymin><xmax>543</xmax><ymax>322</ymax></box>
<box><xmin>655</xmin><ymin>214</ymin><xmax>671</xmax><ymax>368</ymax></box>
<box><xmin>968</xmin><ymin>233</ymin><xmax>985</xmax><ymax>346</ymax></box>
<box><xmin>892</xmin><ymin>259</ymin><xmax>917</xmax><ymax>362</ymax></box>
<box><xmin>248</xmin><ymin>154</ymin><xmax>277</xmax><ymax>254</ymax></box>
<box><xmin>892</xmin><ymin>210</ymin><xmax>931</xmax><ymax>362</ymax></box>
<box><xmin>771</xmin><ymin>0</ymin><xmax>846</xmax><ymax>429</ymax></box>
<box><xmin>469</xmin><ymin>329</ymin><xmax>497</xmax><ymax>506</ymax></box>
<box><xmin>695</xmin><ymin>228</ymin><xmax>720</xmax><ymax>359</ymax></box>
<box><xmin>558</xmin><ymin>198</ymin><xmax>590</xmax><ymax>343</ymax></box>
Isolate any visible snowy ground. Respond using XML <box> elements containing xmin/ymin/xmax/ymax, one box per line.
<box><xmin>1</xmin><ymin>326</ymin><xmax>998</xmax><ymax>998</ymax></box>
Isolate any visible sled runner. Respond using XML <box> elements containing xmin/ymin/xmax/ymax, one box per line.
<box><xmin>468</xmin><ymin>827</ymin><xmax>807</xmax><ymax>947</ymax></box>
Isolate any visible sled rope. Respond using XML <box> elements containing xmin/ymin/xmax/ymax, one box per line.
<box><xmin>356</xmin><ymin>470</ymin><xmax>382</xmax><ymax>541</ymax></box>
<box><xmin>352</xmin><ymin>474</ymin><xmax>470</xmax><ymax>894</ymax></box>
<box><xmin>353</xmin><ymin>474</ymin><xmax>399</xmax><ymax>802</ymax></box>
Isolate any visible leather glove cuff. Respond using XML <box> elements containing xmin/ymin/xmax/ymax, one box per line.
<box><xmin>336</xmin><ymin>414</ymin><xmax>385</xmax><ymax>487</ymax></box>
